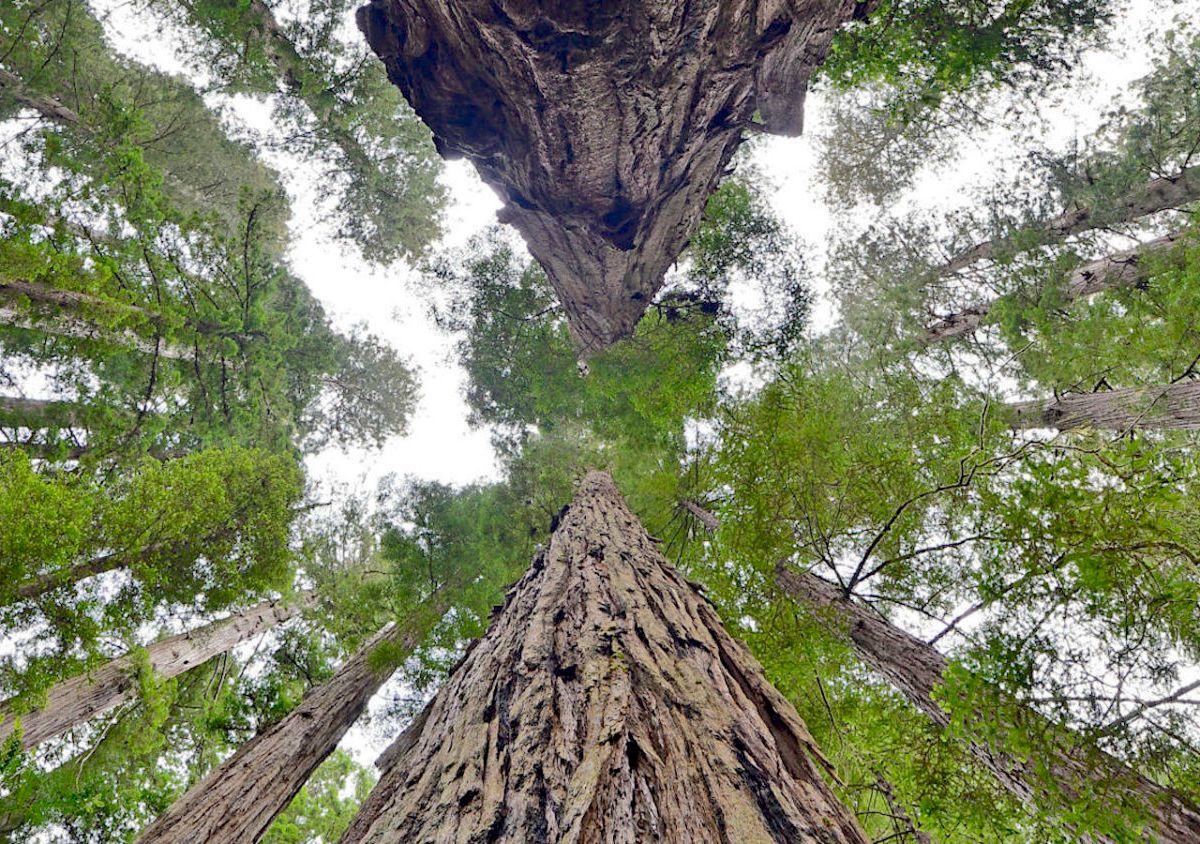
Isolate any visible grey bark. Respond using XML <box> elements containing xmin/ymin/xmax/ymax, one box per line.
<box><xmin>358</xmin><ymin>0</ymin><xmax>866</xmax><ymax>355</ymax></box>
<box><xmin>0</xmin><ymin>594</ymin><xmax>310</xmax><ymax>749</ymax></box>
<box><xmin>0</xmin><ymin>396</ymin><xmax>88</xmax><ymax>429</ymax></box>
<box><xmin>924</xmin><ymin>233</ymin><xmax>1182</xmax><ymax>344</ymax></box>
<box><xmin>1006</xmin><ymin>381</ymin><xmax>1200</xmax><ymax>432</ymax></box>
<box><xmin>776</xmin><ymin>564</ymin><xmax>1200</xmax><ymax>842</ymax></box>
<box><xmin>943</xmin><ymin>168</ymin><xmax>1200</xmax><ymax>276</ymax></box>
<box><xmin>341</xmin><ymin>471</ymin><xmax>866</xmax><ymax>844</ymax></box>
<box><xmin>0</xmin><ymin>68</ymin><xmax>87</xmax><ymax>126</ymax></box>
<box><xmin>135</xmin><ymin>617</ymin><xmax>430</xmax><ymax>844</ymax></box>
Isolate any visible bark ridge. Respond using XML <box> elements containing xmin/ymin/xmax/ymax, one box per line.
<box><xmin>342</xmin><ymin>471</ymin><xmax>866</xmax><ymax>843</ymax></box>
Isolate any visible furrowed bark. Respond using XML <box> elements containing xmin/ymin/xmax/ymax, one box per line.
<box><xmin>341</xmin><ymin>471</ymin><xmax>866</xmax><ymax>844</ymax></box>
<box><xmin>1006</xmin><ymin>381</ymin><xmax>1200</xmax><ymax>432</ymax></box>
<box><xmin>923</xmin><ymin>233</ymin><xmax>1182</xmax><ymax>344</ymax></box>
<box><xmin>135</xmin><ymin>617</ymin><xmax>432</xmax><ymax>844</ymax></box>
<box><xmin>358</xmin><ymin>0</ymin><xmax>865</xmax><ymax>354</ymax></box>
<box><xmin>943</xmin><ymin>168</ymin><xmax>1200</xmax><ymax>276</ymax></box>
<box><xmin>776</xmin><ymin>564</ymin><xmax>1200</xmax><ymax>842</ymax></box>
<box><xmin>0</xmin><ymin>594</ymin><xmax>311</xmax><ymax>749</ymax></box>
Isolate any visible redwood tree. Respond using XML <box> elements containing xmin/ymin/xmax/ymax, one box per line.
<box><xmin>341</xmin><ymin>472</ymin><xmax>866</xmax><ymax>843</ymax></box>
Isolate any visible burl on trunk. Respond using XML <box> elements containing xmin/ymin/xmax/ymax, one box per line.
<box><xmin>358</xmin><ymin>0</ymin><xmax>865</xmax><ymax>354</ymax></box>
<box><xmin>341</xmin><ymin>471</ymin><xmax>865</xmax><ymax>842</ymax></box>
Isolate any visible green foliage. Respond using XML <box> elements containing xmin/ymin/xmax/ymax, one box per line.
<box><xmin>0</xmin><ymin>447</ymin><xmax>304</xmax><ymax>702</ymax></box>
<box><xmin>135</xmin><ymin>0</ymin><xmax>446</xmax><ymax>261</ymax></box>
<box><xmin>823</xmin><ymin>1</ymin><xmax>1112</xmax><ymax>120</ymax></box>
<box><xmin>262</xmin><ymin>750</ymin><xmax>375</xmax><ymax>844</ymax></box>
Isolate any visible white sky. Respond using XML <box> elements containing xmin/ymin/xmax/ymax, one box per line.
<box><xmin>66</xmin><ymin>0</ymin><xmax>1200</xmax><ymax>775</ymax></box>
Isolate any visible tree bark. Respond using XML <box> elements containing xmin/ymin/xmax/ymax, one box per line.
<box><xmin>135</xmin><ymin>616</ymin><xmax>431</xmax><ymax>844</ymax></box>
<box><xmin>1006</xmin><ymin>381</ymin><xmax>1200</xmax><ymax>432</ymax></box>
<box><xmin>358</xmin><ymin>0</ymin><xmax>865</xmax><ymax>354</ymax></box>
<box><xmin>775</xmin><ymin>564</ymin><xmax>1200</xmax><ymax>842</ymax></box>
<box><xmin>923</xmin><ymin>232</ymin><xmax>1182</xmax><ymax>344</ymax></box>
<box><xmin>0</xmin><ymin>396</ymin><xmax>88</xmax><ymax>429</ymax></box>
<box><xmin>0</xmin><ymin>303</ymin><xmax>190</xmax><ymax>360</ymax></box>
<box><xmin>0</xmin><ymin>68</ymin><xmax>88</xmax><ymax>126</ymax></box>
<box><xmin>0</xmin><ymin>594</ymin><xmax>310</xmax><ymax>749</ymax></box>
<box><xmin>341</xmin><ymin>471</ymin><xmax>866</xmax><ymax>844</ymax></box>
<box><xmin>943</xmin><ymin>168</ymin><xmax>1200</xmax><ymax>276</ymax></box>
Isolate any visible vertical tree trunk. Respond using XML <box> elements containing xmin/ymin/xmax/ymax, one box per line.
<box><xmin>0</xmin><ymin>594</ymin><xmax>310</xmax><ymax>749</ymax></box>
<box><xmin>775</xmin><ymin>564</ymin><xmax>1200</xmax><ymax>842</ymax></box>
<box><xmin>942</xmin><ymin>168</ymin><xmax>1200</xmax><ymax>275</ymax></box>
<box><xmin>340</xmin><ymin>471</ymin><xmax>866</xmax><ymax>843</ymax></box>
<box><xmin>923</xmin><ymin>232</ymin><xmax>1181</xmax><ymax>344</ymax></box>
<box><xmin>135</xmin><ymin>614</ymin><xmax>434</xmax><ymax>844</ymax></box>
<box><xmin>1005</xmin><ymin>381</ymin><xmax>1200</xmax><ymax>431</ymax></box>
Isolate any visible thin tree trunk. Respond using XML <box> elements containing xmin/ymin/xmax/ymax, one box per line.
<box><xmin>0</xmin><ymin>68</ymin><xmax>88</xmax><ymax>126</ymax></box>
<box><xmin>1006</xmin><ymin>381</ymin><xmax>1200</xmax><ymax>431</ymax></box>
<box><xmin>341</xmin><ymin>471</ymin><xmax>866</xmax><ymax>844</ymax></box>
<box><xmin>0</xmin><ymin>304</ymin><xmax>190</xmax><ymax>360</ymax></box>
<box><xmin>135</xmin><ymin>611</ymin><xmax>436</xmax><ymax>844</ymax></box>
<box><xmin>0</xmin><ymin>594</ymin><xmax>311</xmax><ymax>749</ymax></box>
<box><xmin>0</xmin><ymin>396</ymin><xmax>88</xmax><ymax>429</ymax></box>
<box><xmin>943</xmin><ymin>168</ymin><xmax>1200</xmax><ymax>275</ymax></box>
<box><xmin>775</xmin><ymin>564</ymin><xmax>1200</xmax><ymax>842</ymax></box>
<box><xmin>13</xmin><ymin>550</ymin><xmax>128</xmax><ymax>601</ymax></box>
<box><xmin>924</xmin><ymin>232</ymin><xmax>1182</xmax><ymax>344</ymax></box>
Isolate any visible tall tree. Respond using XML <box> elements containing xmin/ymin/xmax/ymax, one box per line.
<box><xmin>776</xmin><ymin>565</ymin><xmax>1200</xmax><ymax>842</ymax></box>
<box><xmin>1006</xmin><ymin>379</ymin><xmax>1200</xmax><ymax>431</ymax></box>
<box><xmin>0</xmin><ymin>594</ymin><xmax>311</xmax><ymax>750</ymax></box>
<box><xmin>340</xmin><ymin>472</ymin><xmax>866</xmax><ymax>843</ymax></box>
<box><xmin>134</xmin><ymin>618</ymin><xmax>433</xmax><ymax>844</ymax></box>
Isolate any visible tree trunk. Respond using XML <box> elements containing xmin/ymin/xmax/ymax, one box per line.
<box><xmin>1006</xmin><ymin>381</ymin><xmax>1200</xmax><ymax>432</ymax></box>
<box><xmin>0</xmin><ymin>279</ymin><xmax>192</xmax><ymax>360</ymax></box>
<box><xmin>775</xmin><ymin>564</ymin><xmax>1200</xmax><ymax>842</ymax></box>
<box><xmin>340</xmin><ymin>471</ymin><xmax>866</xmax><ymax>844</ymax></box>
<box><xmin>923</xmin><ymin>232</ymin><xmax>1181</xmax><ymax>344</ymax></box>
<box><xmin>358</xmin><ymin>0</ymin><xmax>867</xmax><ymax>354</ymax></box>
<box><xmin>0</xmin><ymin>68</ymin><xmax>88</xmax><ymax>126</ymax></box>
<box><xmin>0</xmin><ymin>594</ymin><xmax>310</xmax><ymax>749</ymax></box>
<box><xmin>943</xmin><ymin>168</ymin><xmax>1200</xmax><ymax>276</ymax></box>
<box><xmin>13</xmin><ymin>550</ymin><xmax>129</xmax><ymax>601</ymax></box>
<box><xmin>135</xmin><ymin>616</ymin><xmax>433</xmax><ymax>844</ymax></box>
<box><xmin>0</xmin><ymin>396</ymin><xmax>88</xmax><ymax>429</ymax></box>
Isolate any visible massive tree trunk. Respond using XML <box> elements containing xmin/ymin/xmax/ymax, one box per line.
<box><xmin>1006</xmin><ymin>381</ymin><xmax>1200</xmax><ymax>432</ymax></box>
<box><xmin>923</xmin><ymin>232</ymin><xmax>1182</xmax><ymax>344</ymax></box>
<box><xmin>943</xmin><ymin>167</ymin><xmax>1200</xmax><ymax>276</ymax></box>
<box><xmin>358</xmin><ymin>0</ymin><xmax>867</xmax><ymax>354</ymax></box>
<box><xmin>135</xmin><ymin>615</ymin><xmax>434</xmax><ymax>844</ymax></box>
<box><xmin>340</xmin><ymin>471</ymin><xmax>865</xmax><ymax>844</ymax></box>
<box><xmin>0</xmin><ymin>594</ymin><xmax>310</xmax><ymax>749</ymax></box>
<box><xmin>775</xmin><ymin>564</ymin><xmax>1200</xmax><ymax>842</ymax></box>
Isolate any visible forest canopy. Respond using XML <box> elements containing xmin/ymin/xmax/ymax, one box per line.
<box><xmin>2</xmin><ymin>1</ymin><xmax>1200</xmax><ymax>842</ymax></box>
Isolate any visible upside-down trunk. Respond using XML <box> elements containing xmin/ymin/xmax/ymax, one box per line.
<box><xmin>340</xmin><ymin>471</ymin><xmax>866</xmax><ymax>843</ymax></box>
